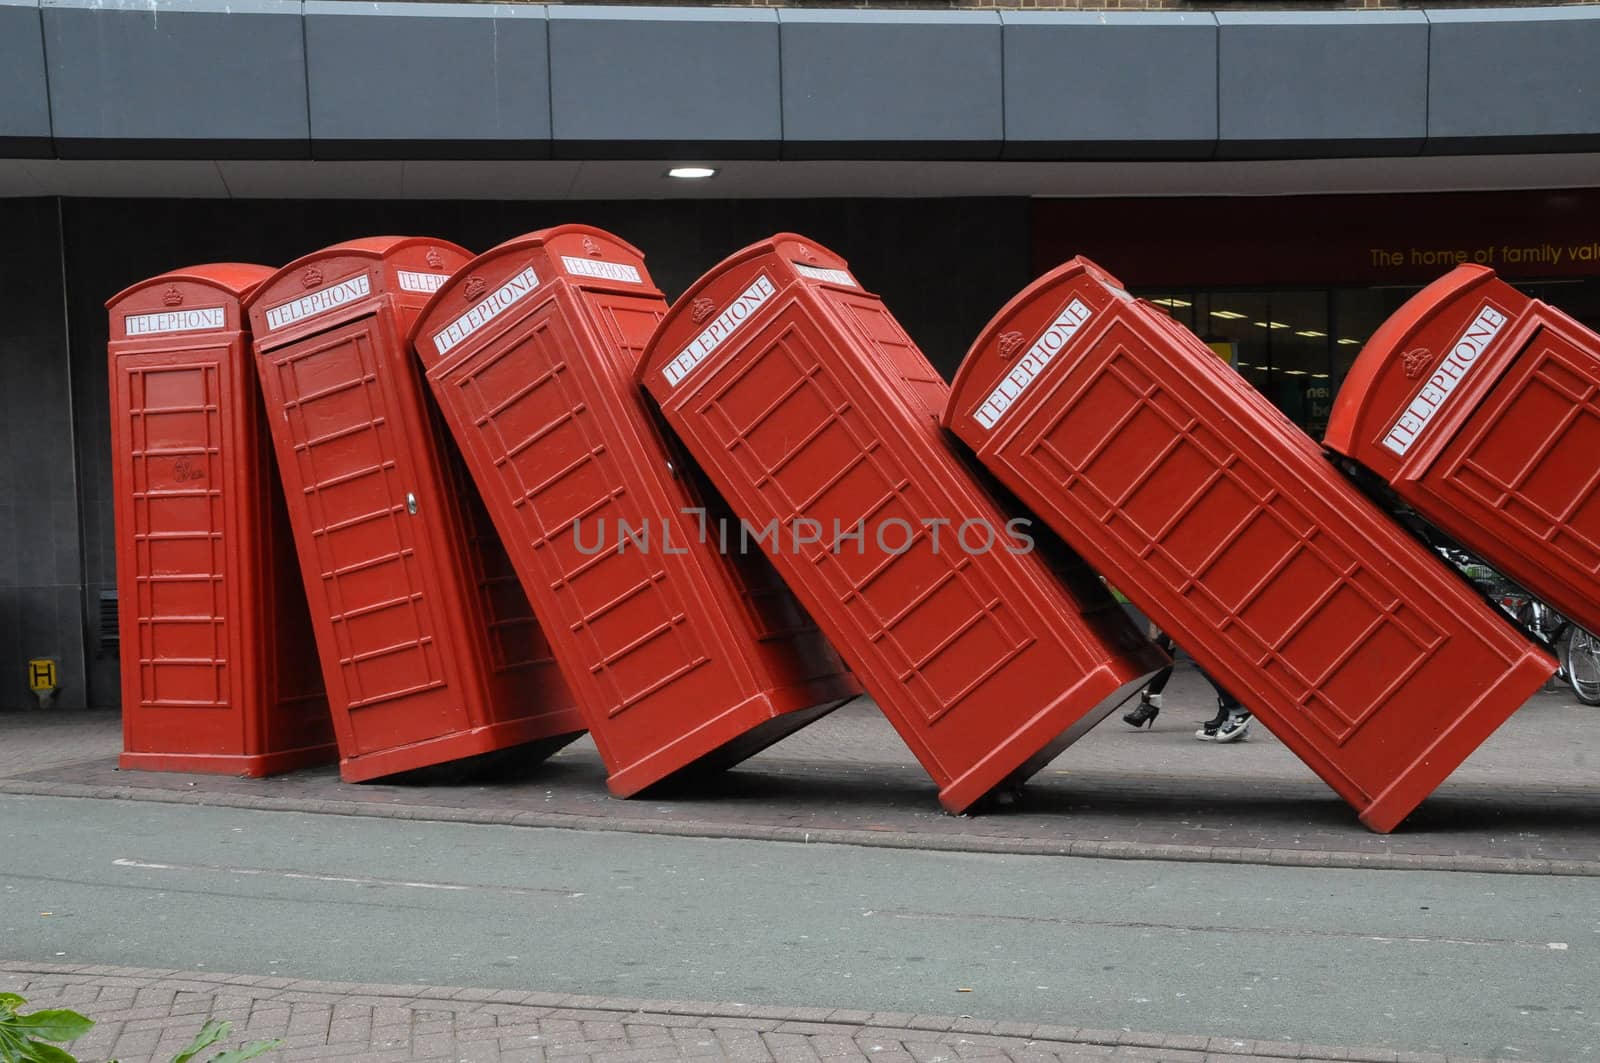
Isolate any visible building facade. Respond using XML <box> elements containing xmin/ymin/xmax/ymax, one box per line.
<box><xmin>4</xmin><ymin>0</ymin><xmax>1600</xmax><ymax>708</ymax></box>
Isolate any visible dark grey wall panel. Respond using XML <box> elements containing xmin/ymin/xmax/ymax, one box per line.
<box><xmin>0</xmin><ymin>198</ymin><xmax>85</xmax><ymax>710</ymax></box>
<box><xmin>780</xmin><ymin>10</ymin><xmax>1002</xmax><ymax>160</ymax></box>
<box><xmin>1001</xmin><ymin>12</ymin><xmax>1216</xmax><ymax>161</ymax></box>
<box><xmin>42</xmin><ymin>0</ymin><xmax>308</xmax><ymax>159</ymax></box>
<box><xmin>1218</xmin><ymin>11</ymin><xmax>1428</xmax><ymax>158</ymax></box>
<box><xmin>0</xmin><ymin>0</ymin><xmax>51</xmax><ymax>157</ymax></box>
<box><xmin>1427</xmin><ymin>7</ymin><xmax>1600</xmax><ymax>153</ymax></box>
<box><xmin>307</xmin><ymin>3</ymin><xmax>549</xmax><ymax>160</ymax></box>
<box><xmin>550</xmin><ymin>6</ymin><xmax>779</xmax><ymax>159</ymax></box>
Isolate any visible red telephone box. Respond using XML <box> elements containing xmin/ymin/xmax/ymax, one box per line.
<box><xmin>1326</xmin><ymin>264</ymin><xmax>1600</xmax><ymax>640</ymax></box>
<box><xmin>107</xmin><ymin>264</ymin><xmax>334</xmax><ymax>775</ymax></box>
<box><xmin>944</xmin><ymin>257</ymin><xmax>1554</xmax><ymax>832</ymax></box>
<box><xmin>638</xmin><ymin>235</ymin><xmax>1166</xmax><ymax>814</ymax></box>
<box><xmin>245</xmin><ymin>237</ymin><xmax>583</xmax><ymax>781</ymax></box>
<box><xmin>409</xmin><ymin>226</ymin><xmax>859</xmax><ymax>796</ymax></box>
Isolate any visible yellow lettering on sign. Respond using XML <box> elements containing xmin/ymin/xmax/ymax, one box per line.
<box><xmin>28</xmin><ymin>658</ymin><xmax>57</xmax><ymax>691</ymax></box>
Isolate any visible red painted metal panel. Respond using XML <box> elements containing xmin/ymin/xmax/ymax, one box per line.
<box><xmin>409</xmin><ymin>225</ymin><xmax>858</xmax><ymax>796</ymax></box>
<box><xmin>107</xmin><ymin>264</ymin><xmax>334</xmax><ymax>776</ymax></box>
<box><xmin>638</xmin><ymin>235</ymin><xmax>1166</xmax><ymax>813</ymax></box>
<box><xmin>945</xmin><ymin>256</ymin><xmax>1554</xmax><ymax>832</ymax></box>
<box><xmin>1326</xmin><ymin>265</ymin><xmax>1600</xmax><ymax>638</ymax></box>
<box><xmin>245</xmin><ymin>237</ymin><xmax>582</xmax><ymax>781</ymax></box>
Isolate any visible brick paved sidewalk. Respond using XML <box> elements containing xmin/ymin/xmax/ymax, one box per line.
<box><xmin>3</xmin><ymin>665</ymin><xmax>1597</xmax><ymax>874</ymax></box>
<box><xmin>0</xmin><ymin>962</ymin><xmax>1500</xmax><ymax>1063</ymax></box>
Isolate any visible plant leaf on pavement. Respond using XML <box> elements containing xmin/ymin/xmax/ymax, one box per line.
<box><xmin>20</xmin><ymin>1041</ymin><xmax>77</xmax><ymax>1063</ymax></box>
<box><xmin>8</xmin><ymin>1011</ymin><xmax>93</xmax><ymax>1044</ymax></box>
<box><xmin>205</xmin><ymin>1039</ymin><xmax>284</xmax><ymax>1063</ymax></box>
<box><xmin>170</xmin><ymin>1020</ymin><xmax>229</xmax><ymax>1063</ymax></box>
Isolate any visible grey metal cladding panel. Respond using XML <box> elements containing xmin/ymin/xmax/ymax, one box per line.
<box><xmin>0</xmin><ymin>0</ymin><xmax>51</xmax><ymax>149</ymax></box>
<box><xmin>1217</xmin><ymin>11</ymin><xmax>1428</xmax><ymax>154</ymax></box>
<box><xmin>306</xmin><ymin>3</ymin><xmax>549</xmax><ymax>147</ymax></box>
<box><xmin>42</xmin><ymin>0</ymin><xmax>307</xmax><ymax>148</ymax></box>
<box><xmin>1428</xmin><ymin>7</ymin><xmax>1600</xmax><ymax>144</ymax></box>
<box><xmin>780</xmin><ymin>10</ymin><xmax>1002</xmax><ymax>156</ymax></box>
<box><xmin>1001</xmin><ymin>13</ymin><xmax>1216</xmax><ymax>158</ymax></box>
<box><xmin>549</xmin><ymin>6</ymin><xmax>779</xmax><ymax>149</ymax></box>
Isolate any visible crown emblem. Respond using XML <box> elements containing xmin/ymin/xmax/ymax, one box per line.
<box><xmin>690</xmin><ymin>298</ymin><xmax>717</xmax><ymax>323</ymax></box>
<box><xmin>161</xmin><ymin>285</ymin><xmax>183</xmax><ymax>307</ymax></box>
<box><xmin>300</xmin><ymin>266</ymin><xmax>323</xmax><ymax>289</ymax></box>
<box><xmin>997</xmin><ymin>331</ymin><xmax>1025</xmax><ymax>360</ymax></box>
<box><xmin>796</xmin><ymin>245</ymin><xmax>816</xmax><ymax>262</ymax></box>
<box><xmin>582</xmin><ymin>236</ymin><xmax>602</xmax><ymax>258</ymax></box>
<box><xmin>425</xmin><ymin>248</ymin><xmax>445</xmax><ymax>269</ymax></box>
<box><xmin>1402</xmin><ymin>348</ymin><xmax>1431</xmax><ymax>379</ymax></box>
<box><xmin>463</xmin><ymin>276</ymin><xmax>487</xmax><ymax>300</ymax></box>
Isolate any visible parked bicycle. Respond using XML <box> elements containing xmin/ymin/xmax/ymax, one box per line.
<box><xmin>1437</xmin><ymin>545</ymin><xmax>1600</xmax><ymax>706</ymax></box>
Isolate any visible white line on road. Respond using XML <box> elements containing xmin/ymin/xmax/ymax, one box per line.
<box><xmin>873</xmin><ymin>908</ymin><xmax>1574</xmax><ymax>951</ymax></box>
<box><xmin>112</xmin><ymin>858</ymin><xmax>584</xmax><ymax>899</ymax></box>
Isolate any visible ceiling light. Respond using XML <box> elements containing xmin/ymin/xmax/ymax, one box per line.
<box><xmin>1295</xmin><ymin>330</ymin><xmax>1327</xmax><ymax>338</ymax></box>
<box><xmin>666</xmin><ymin>166</ymin><xmax>718</xmax><ymax>180</ymax></box>
<box><xmin>1151</xmin><ymin>298</ymin><xmax>1192</xmax><ymax>308</ymax></box>
<box><xmin>1337</xmin><ymin>338</ymin><xmax>1360</xmax><ymax>346</ymax></box>
<box><xmin>1312</xmin><ymin>373</ymin><xmax>1330</xmax><ymax>379</ymax></box>
<box><xmin>1234</xmin><ymin>361</ymin><xmax>1251</xmax><ymax>368</ymax></box>
<box><xmin>1210</xmin><ymin>310</ymin><xmax>1247</xmax><ymax>320</ymax></box>
<box><xmin>1282</xmin><ymin>369</ymin><xmax>1308</xmax><ymax>376</ymax></box>
<box><xmin>1252</xmin><ymin>321</ymin><xmax>1290</xmax><ymax>330</ymax></box>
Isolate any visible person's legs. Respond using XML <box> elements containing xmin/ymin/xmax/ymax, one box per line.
<box><xmin>1144</xmin><ymin>635</ymin><xmax>1176</xmax><ymax>698</ymax></box>
<box><xmin>1123</xmin><ymin>634</ymin><xmax>1175</xmax><ymax>728</ymax></box>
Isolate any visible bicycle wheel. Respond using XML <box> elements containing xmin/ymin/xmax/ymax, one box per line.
<box><xmin>1564</xmin><ymin>625</ymin><xmax>1600</xmax><ymax>706</ymax></box>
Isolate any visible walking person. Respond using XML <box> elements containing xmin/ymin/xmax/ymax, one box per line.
<box><xmin>1122</xmin><ymin>623</ymin><xmax>1252</xmax><ymax>742</ymax></box>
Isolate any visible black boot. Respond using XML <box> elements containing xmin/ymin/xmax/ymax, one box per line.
<box><xmin>1122</xmin><ymin>693</ymin><xmax>1161</xmax><ymax>729</ymax></box>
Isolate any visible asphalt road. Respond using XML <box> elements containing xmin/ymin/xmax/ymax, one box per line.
<box><xmin>3</xmin><ymin>794</ymin><xmax>1596</xmax><ymax>1060</ymax></box>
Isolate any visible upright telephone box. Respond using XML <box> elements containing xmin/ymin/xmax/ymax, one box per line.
<box><xmin>107</xmin><ymin>264</ymin><xmax>334</xmax><ymax>776</ymax></box>
<box><xmin>1326</xmin><ymin>264</ymin><xmax>1600</xmax><ymax>639</ymax></box>
<box><xmin>409</xmin><ymin>226</ymin><xmax>859</xmax><ymax>796</ymax></box>
<box><xmin>945</xmin><ymin>257</ymin><xmax>1554</xmax><ymax>832</ymax></box>
<box><xmin>245</xmin><ymin>237</ymin><xmax>583</xmax><ymax>781</ymax></box>
<box><xmin>639</xmin><ymin>235</ymin><xmax>1166</xmax><ymax>813</ymax></box>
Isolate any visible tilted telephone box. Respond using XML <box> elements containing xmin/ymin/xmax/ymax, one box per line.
<box><xmin>409</xmin><ymin>225</ymin><xmax>859</xmax><ymax>796</ymax></box>
<box><xmin>944</xmin><ymin>256</ymin><xmax>1554</xmax><ymax>832</ymax></box>
<box><xmin>245</xmin><ymin>237</ymin><xmax>583</xmax><ymax>782</ymax></box>
<box><xmin>1327</xmin><ymin>264</ymin><xmax>1600</xmax><ymax>641</ymax></box>
<box><xmin>639</xmin><ymin>235</ymin><xmax>1166</xmax><ymax>814</ymax></box>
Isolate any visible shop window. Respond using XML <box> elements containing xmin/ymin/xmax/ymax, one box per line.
<box><xmin>1141</xmin><ymin>278</ymin><xmax>1600</xmax><ymax>434</ymax></box>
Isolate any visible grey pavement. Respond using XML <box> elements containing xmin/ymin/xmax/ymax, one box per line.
<box><xmin>2</xmin><ymin>663</ymin><xmax>1597</xmax><ymax>871</ymax></box>
<box><xmin>4</xmin><ymin>795</ymin><xmax>1595</xmax><ymax>1061</ymax></box>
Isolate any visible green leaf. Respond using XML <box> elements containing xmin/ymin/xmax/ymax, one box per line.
<box><xmin>10</xmin><ymin>1011</ymin><xmax>94</xmax><ymax>1044</ymax></box>
<box><xmin>21</xmin><ymin>1041</ymin><xmax>78</xmax><ymax>1063</ymax></box>
<box><xmin>204</xmin><ymin>1038</ymin><xmax>282</xmax><ymax>1063</ymax></box>
<box><xmin>0</xmin><ymin>994</ymin><xmax>25</xmax><ymax>1013</ymax></box>
<box><xmin>170</xmin><ymin>1021</ymin><xmax>229</xmax><ymax>1063</ymax></box>
<box><xmin>1</xmin><ymin>1024</ymin><xmax>32</xmax><ymax>1063</ymax></box>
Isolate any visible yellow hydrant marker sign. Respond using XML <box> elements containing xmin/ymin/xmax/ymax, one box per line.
<box><xmin>28</xmin><ymin>658</ymin><xmax>57</xmax><ymax>692</ymax></box>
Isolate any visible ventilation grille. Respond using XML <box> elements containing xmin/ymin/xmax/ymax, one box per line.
<box><xmin>98</xmin><ymin>590</ymin><xmax>119</xmax><ymax>657</ymax></box>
